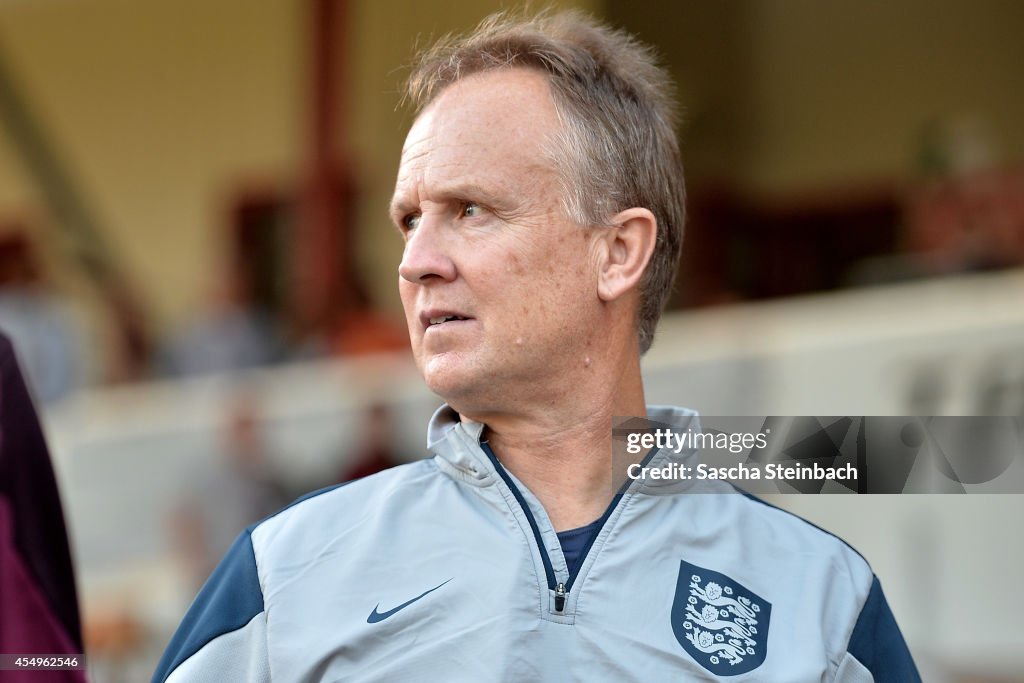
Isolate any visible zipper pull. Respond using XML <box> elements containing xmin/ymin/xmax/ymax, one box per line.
<box><xmin>554</xmin><ymin>583</ymin><xmax>567</xmax><ymax>612</ymax></box>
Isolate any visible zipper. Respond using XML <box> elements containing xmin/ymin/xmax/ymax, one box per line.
<box><xmin>480</xmin><ymin>440</ymin><xmax>659</xmax><ymax>614</ymax></box>
<box><xmin>481</xmin><ymin>441</ymin><xmax>558</xmax><ymax>600</ymax></box>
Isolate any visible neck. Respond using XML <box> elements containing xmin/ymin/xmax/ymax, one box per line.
<box><xmin>464</xmin><ymin>347</ymin><xmax>646</xmax><ymax>532</ymax></box>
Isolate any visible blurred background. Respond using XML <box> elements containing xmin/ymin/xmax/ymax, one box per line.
<box><xmin>0</xmin><ymin>0</ymin><xmax>1021</xmax><ymax>680</ymax></box>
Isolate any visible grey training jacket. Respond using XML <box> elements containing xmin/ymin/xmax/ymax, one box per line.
<box><xmin>154</xmin><ymin>405</ymin><xmax>920</xmax><ymax>682</ymax></box>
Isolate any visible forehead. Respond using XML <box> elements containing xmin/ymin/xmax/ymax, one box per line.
<box><xmin>395</xmin><ymin>68</ymin><xmax>562</xmax><ymax>196</ymax></box>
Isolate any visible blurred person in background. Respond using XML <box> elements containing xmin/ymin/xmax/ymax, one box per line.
<box><xmin>903</xmin><ymin>167</ymin><xmax>1024</xmax><ymax>276</ymax></box>
<box><xmin>154</xmin><ymin>10</ymin><xmax>919</xmax><ymax>681</ymax></box>
<box><xmin>0</xmin><ymin>231</ymin><xmax>79</xmax><ymax>404</ymax></box>
<box><xmin>159</xmin><ymin>260</ymin><xmax>282</xmax><ymax>378</ymax></box>
<box><xmin>325</xmin><ymin>279</ymin><xmax>409</xmax><ymax>357</ymax></box>
<box><xmin>167</xmin><ymin>394</ymin><xmax>290</xmax><ymax>591</ymax></box>
<box><xmin>336</xmin><ymin>402</ymin><xmax>401</xmax><ymax>483</ymax></box>
<box><xmin>0</xmin><ymin>332</ymin><xmax>85</xmax><ymax>681</ymax></box>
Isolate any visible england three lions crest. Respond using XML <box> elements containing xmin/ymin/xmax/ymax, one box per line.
<box><xmin>671</xmin><ymin>560</ymin><xmax>771</xmax><ymax>676</ymax></box>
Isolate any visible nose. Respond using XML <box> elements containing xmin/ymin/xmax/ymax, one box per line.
<box><xmin>398</xmin><ymin>220</ymin><xmax>457</xmax><ymax>284</ymax></box>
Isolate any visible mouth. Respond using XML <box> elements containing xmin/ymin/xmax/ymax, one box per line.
<box><xmin>420</xmin><ymin>310</ymin><xmax>473</xmax><ymax>330</ymax></box>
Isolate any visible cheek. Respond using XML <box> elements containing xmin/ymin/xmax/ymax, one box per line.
<box><xmin>520</xmin><ymin>231</ymin><xmax>585</xmax><ymax>281</ymax></box>
<box><xmin>398</xmin><ymin>283</ymin><xmax>420</xmax><ymax>329</ymax></box>
<box><xmin>397</xmin><ymin>284</ymin><xmax>411</xmax><ymax>315</ymax></box>
<box><xmin>505</xmin><ymin>252</ymin><xmax>527</xmax><ymax>277</ymax></box>
<box><xmin>522</xmin><ymin>239</ymin><xmax>594</xmax><ymax>305</ymax></box>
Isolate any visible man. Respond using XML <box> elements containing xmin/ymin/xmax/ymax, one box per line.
<box><xmin>154</xmin><ymin>11</ymin><xmax>919</xmax><ymax>681</ymax></box>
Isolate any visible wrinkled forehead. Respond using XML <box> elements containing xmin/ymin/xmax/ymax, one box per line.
<box><xmin>397</xmin><ymin>68</ymin><xmax>564</xmax><ymax>184</ymax></box>
<box><xmin>417</xmin><ymin>66</ymin><xmax>560</xmax><ymax>130</ymax></box>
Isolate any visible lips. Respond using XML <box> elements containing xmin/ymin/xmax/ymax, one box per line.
<box><xmin>428</xmin><ymin>314</ymin><xmax>468</xmax><ymax>325</ymax></box>
<box><xmin>419</xmin><ymin>309</ymin><xmax>473</xmax><ymax>330</ymax></box>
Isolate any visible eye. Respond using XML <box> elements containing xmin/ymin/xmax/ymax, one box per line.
<box><xmin>461</xmin><ymin>202</ymin><xmax>482</xmax><ymax>218</ymax></box>
<box><xmin>402</xmin><ymin>213</ymin><xmax>421</xmax><ymax>232</ymax></box>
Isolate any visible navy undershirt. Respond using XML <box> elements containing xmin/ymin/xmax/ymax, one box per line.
<box><xmin>556</xmin><ymin>518</ymin><xmax>603</xmax><ymax>576</ymax></box>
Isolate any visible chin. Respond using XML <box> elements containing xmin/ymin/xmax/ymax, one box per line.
<box><xmin>425</xmin><ymin>380</ymin><xmax>483</xmax><ymax>416</ymax></box>
<box><xmin>422</xmin><ymin>359</ymin><xmax>502</xmax><ymax>416</ymax></box>
<box><xmin>421</xmin><ymin>354</ymin><xmax>472</xmax><ymax>400</ymax></box>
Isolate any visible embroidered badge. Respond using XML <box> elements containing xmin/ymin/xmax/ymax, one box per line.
<box><xmin>671</xmin><ymin>560</ymin><xmax>771</xmax><ymax>676</ymax></box>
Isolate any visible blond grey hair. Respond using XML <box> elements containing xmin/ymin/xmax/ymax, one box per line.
<box><xmin>405</xmin><ymin>10</ymin><xmax>685</xmax><ymax>354</ymax></box>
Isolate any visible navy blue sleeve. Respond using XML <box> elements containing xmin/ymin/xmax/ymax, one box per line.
<box><xmin>846</xmin><ymin>576</ymin><xmax>921</xmax><ymax>683</ymax></box>
<box><xmin>152</xmin><ymin>526</ymin><xmax>265</xmax><ymax>682</ymax></box>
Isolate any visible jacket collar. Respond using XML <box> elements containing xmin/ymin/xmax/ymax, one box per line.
<box><xmin>426</xmin><ymin>403</ymin><xmax>702</xmax><ymax>490</ymax></box>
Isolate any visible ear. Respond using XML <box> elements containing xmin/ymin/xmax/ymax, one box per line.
<box><xmin>596</xmin><ymin>207</ymin><xmax>657</xmax><ymax>303</ymax></box>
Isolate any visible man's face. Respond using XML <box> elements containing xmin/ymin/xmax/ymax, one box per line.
<box><xmin>392</xmin><ymin>68</ymin><xmax>602</xmax><ymax>412</ymax></box>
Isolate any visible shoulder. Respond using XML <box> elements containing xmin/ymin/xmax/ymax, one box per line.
<box><xmin>0</xmin><ymin>331</ymin><xmax>17</xmax><ymax>382</ymax></box>
<box><xmin>152</xmin><ymin>459</ymin><xmax>442</xmax><ymax>682</ymax></box>
<box><xmin>257</xmin><ymin>458</ymin><xmax>441</xmax><ymax>528</ymax></box>
<box><xmin>723</xmin><ymin>489</ymin><xmax>877</xmax><ymax>623</ymax></box>
<box><xmin>724</xmin><ymin>487</ymin><xmax>873</xmax><ymax>583</ymax></box>
<box><xmin>718</xmin><ymin>490</ymin><xmax>921</xmax><ymax>680</ymax></box>
<box><xmin>250</xmin><ymin>459</ymin><xmax>441</xmax><ymax>561</ymax></box>
<box><xmin>668</xmin><ymin>486</ymin><xmax>875</xmax><ymax>633</ymax></box>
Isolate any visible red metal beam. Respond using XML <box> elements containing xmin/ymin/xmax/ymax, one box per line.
<box><xmin>294</xmin><ymin>0</ymin><xmax>350</xmax><ymax>334</ymax></box>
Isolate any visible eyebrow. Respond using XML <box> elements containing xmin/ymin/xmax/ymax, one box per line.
<box><xmin>389</xmin><ymin>182</ymin><xmax>510</xmax><ymax>221</ymax></box>
<box><xmin>388</xmin><ymin>198</ymin><xmax>414</xmax><ymax>227</ymax></box>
